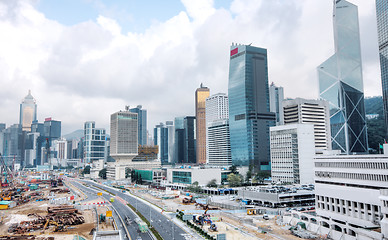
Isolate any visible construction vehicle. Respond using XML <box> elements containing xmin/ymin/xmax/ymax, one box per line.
<box><xmin>42</xmin><ymin>220</ymin><xmax>65</xmax><ymax>233</ymax></box>
<box><xmin>209</xmin><ymin>223</ymin><xmax>218</xmax><ymax>232</ymax></box>
<box><xmin>182</xmin><ymin>195</ymin><xmax>196</xmax><ymax>204</ymax></box>
<box><xmin>247</xmin><ymin>209</ymin><xmax>257</xmax><ymax>215</ymax></box>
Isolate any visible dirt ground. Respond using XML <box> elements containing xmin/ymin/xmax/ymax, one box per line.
<box><xmin>0</xmin><ymin>185</ymin><xmax>96</xmax><ymax>240</ymax></box>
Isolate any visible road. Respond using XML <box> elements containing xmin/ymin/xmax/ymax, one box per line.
<box><xmin>81</xmin><ymin>180</ymin><xmax>192</xmax><ymax>240</ymax></box>
<box><xmin>71</xmin><ymin>180</ymin><xmax>153</xmax><ymax>240</ymax></box>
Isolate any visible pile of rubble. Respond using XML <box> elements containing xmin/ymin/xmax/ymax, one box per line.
<box><xmin>7</xmin><ymin>205</ymin><xmax>84</xmax><ymax>234</ymax></box>
<box><xmin>0</xmin><ymin>236</ymin><xmax>54</xmax><ymax>240</ymax></box>
<box><xmin>50</xmin><ymin>188</ymin><xmax>70</xmax><ymax>194</ymax></box>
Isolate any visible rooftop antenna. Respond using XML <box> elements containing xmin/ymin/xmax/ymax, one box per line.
<box><xmin>125</xmin><ymin>105</ymin><xmax>130</xmax><ymax>111</ymax></box>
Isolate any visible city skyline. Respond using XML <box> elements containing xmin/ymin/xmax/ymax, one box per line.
<box><xmin>0</xmin><ymin>0</ymin><xmax>382</xmax><ymax>135</ymax></box>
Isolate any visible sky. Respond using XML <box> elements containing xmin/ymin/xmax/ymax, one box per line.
<box><xmin>0</xmin><ymin>0</ymin><xmax>382</xmax><ymax>136</ymax></box>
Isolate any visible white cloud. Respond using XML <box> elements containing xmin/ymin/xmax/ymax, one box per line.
<box><xmin>0</xmin><ymin>0</ymin><xmax>382</xmax><ymax>135</ymax></box>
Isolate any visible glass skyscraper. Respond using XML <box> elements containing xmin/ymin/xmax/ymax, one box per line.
<box><xmin>228</xmin><ymin>44</ymin><xmax>275</xmax><ymax>170</ymax></box>
<box><xmin>129</xmin><ymin>105</ymin><xmax>147</xmax><ymax>146</ymax></box>
<box><xmin>83</xmin><ymin>121</ymin><xmax>106</xmax><ymax>163</ymax></box>
<box><xmin>317</xmin><ymin>0</ymin><xmax>368</xmax><ymax>154</ymax></box>
<box><xmin>19</xmin><ymin>90</ymin><xmax>37</xmax><ymax>132</ymax></box>
<box><xmin>376</xmin><ymin>0</ymin><xmax>388</xmax><ymax>138</ymax></box>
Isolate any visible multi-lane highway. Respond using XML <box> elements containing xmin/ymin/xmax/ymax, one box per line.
<box><xmin>71</xmin><ymin>180</ymin><xmax>153</xmax><ymax>240</ymax></box>
<box><xmin>76</xmin><ymin>180</ymin><xmax>193</xmax><ymax>240</ymax></box>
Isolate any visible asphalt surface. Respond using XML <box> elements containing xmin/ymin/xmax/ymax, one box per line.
<box><xmin>71</xmin><ymin>181</ymin><xmax>153</xmax><ymax>240</ymax></box>
<box><xmin>82</xmin><ymin>181</ymin><xmax>192</xmax><ymax>240</ymax></box>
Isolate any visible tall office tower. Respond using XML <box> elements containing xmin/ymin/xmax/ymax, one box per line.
<box><xmin>54</xmin><ymin>138</ymin><xmax>68</xmax><ymax>160</ymax></box>
<box><xmin>317</xmin><ymin>0</ymin><xmax>368</xmax><ymax>154</ymax></box>
<box><xmin>269</xmin><ymin>82</ymin><xmax>284</xmax><ymax>125</ymax></box>
<box><xmin>110</xmin><ymin>110</ymin><xmax>138</xmax><ymax>159</ymax></box>
<box><xmin>228</xmin><ymin>44</ymin><xmax>276</xmax><ymax>170</ymax></box>
<box><xmin>129</xmin><ymin>105</ymin><xmax>147</xmax><ymax>146</ymax></box>
<box><xmin>184</xmin><ymin>116</ymin><xmax>196</xmax><ymax>164</ymax></box>
<box><xmin>154</xmin><ymin>123</ymin><xmax>168</xmax><ymax>164</ymax></box>
<box><xmin>207</xmin><ymin>119</ymin><xmax>232</xmax><ymax>166</ymax></box>
<box><xmin>19</xmin><ymin>90</ymin><xmax>37</xmax><ymax>132</ymax></box>
<box><xmin>206</xmin><ymin>93</ymin><xmax>229</xmax><ymax>123</ymax></box>
<box><xmin>270</xmin><ymin>124</ymin><xmax>315</xmax><ymax>184</ymax></box>
<box><xmin>195</xmin><ymin>84</ymin><xmax>210</xmax><ymax>165</ymax></box>
<box><xmin>205</xmin><ymin>93</ymin><xmax>230</xmax><ymax>165</ymax></box>
<box><xmin>166</xmin><ymin>121</ymin><xmax>175</xmax><ymax>163</ymax></box>
<box><xmin>0</xmin><ymin>124</ymin><xmax>5</xmax><ymax>132</ymax></box>
<box><xmin>83</xmin><ymin>121</ymin><xmax>106</xmax><ymax>163</ymax></box>
<box><xmin>44</xmin><ymin>118</ymin><xmax>61</xmax><ymax>140</ymax></box>
<box><xmin>283</xmin><ymin>98</ymin><xmax>331</xmax><ymax>152</ymax></box>
<box><xmin>174</xmin><ymin>117</ymin><xmax>185</xmax><ymax>163</ymax></box>
<box><xmin>24</xmin><ymin>132</ymin><xmax>40</xmax><ymax>166</ymax></box>
<box><xmin>376</xmin><ymin>0</ymin><xmax>388</xmax><ymax>138</ymax></box>
<box><xmin>2</xmin><ymin>124</ymin><xmax>21</xmax><ymax>165</ymax></box>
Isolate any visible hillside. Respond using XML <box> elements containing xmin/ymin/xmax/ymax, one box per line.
<box><xmin>365</xmin><ymin>96</ymin><xmax>385</xmax><ymax>152</ymax></box>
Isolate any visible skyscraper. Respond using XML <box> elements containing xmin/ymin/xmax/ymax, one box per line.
<box><xmin>110</xmin><ymin>110</ymin><xmax>138</xmax><ymax>158</ymax></box>
<box><xmin>129</xmin><ymin>105</ymin><xmax>147</xmax><ymax>146</ymax></box>
<box><xmin>228</xmin><ymin>44</ymin><xmax>275</xmax><ymax>170</ymax></box>
<box><xmin>269</xmin><ymin>82</ymin><xmax>284</xmax><ymax>125</ymax></box>
<box><xmin>376</xmin><ymin>0</ymin><xmax>388</xmax><ymax>138</ymax></box>
<box><xmin>174</xmin><ymin>117</ymin><xmax>185</xmax><ymax>163</ymax></box>
<box><xmin>154</xmin><ymin>122</ymin><xmax>168</xmax><ymax>164</ymax></box>
<box><xmin>19</xmin><ymin>90</ymin><xmax>37</xmax><ymax>132</ymax></box>
<box><xmin>318</xmin><ymin>0</ymin><xmax>368</xmax><ymax>154</ymax></box>
<box><xmin>205</xmin><ymin>93</ymin><xmax>230</xmax><ymax>165</ymax></box>
<box><xmin>83</xmin><ymin>121</ymin><xmax>106</xmax><ymax>163</ymax></box>
<box><xmin>195</xmin><ymin>84</ymin><xmax>210</xmax><ymax>165</ymax></box>
<box><xmin>184</xmin><ymin>116</ymin><xmax>196</xmax><ymax>164</ymax></box>
<box><xmin>283</xmin><ymin>98</ymin><xmax>331</xmax><ymax>152</ymax></box>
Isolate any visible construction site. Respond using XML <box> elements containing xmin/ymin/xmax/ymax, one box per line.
<box><xmin>0</xmin><ymin>154</ymin><xmax>114</xmax><ymax>240</ymax></box>
<box><xmin>124</xmin><ymin>184</ymin><xmax>312</xmax><ymax>240</ymax></box>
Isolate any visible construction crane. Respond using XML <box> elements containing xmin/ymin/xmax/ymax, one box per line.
<box><xmin>0</xmin><ymin>153</ymin><xmax>13</xmax><ymax>188</ymax></box>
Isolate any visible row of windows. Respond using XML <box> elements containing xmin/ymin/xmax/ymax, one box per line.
<box><xmin>316</xmin><ymin>195</ymin><xmax>381</xmax><ymax>222</ymax></box>
<box><xmin>315</xmin><ymin>161</ymin><xmax>388</xmax><ymax>169</ymax></box>
<box><xmin>315</xmin><ymin>171</ymin><xmax>388</xmax><ymax>182</ymax></box>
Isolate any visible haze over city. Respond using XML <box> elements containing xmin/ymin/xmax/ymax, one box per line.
<box><xmin>0</xmin><ymin>0</ymin><xmax>382</xmax><ymax>134</ymax></box>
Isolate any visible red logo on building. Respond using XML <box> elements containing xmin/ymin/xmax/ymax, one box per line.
<box><xmin>230</xmin><ymin>48</ymin><xmax>238</xmax><ymax>56</ymax></box>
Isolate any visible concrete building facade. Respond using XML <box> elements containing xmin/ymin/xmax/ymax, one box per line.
<box><xmin>283</xmin><ymin>98</ymin><xmax>331</xmax><ymax>152</ymax></box>
<box><xmin>270</xmin><ymin>124</ymin><xmax>315</xmax><ymax>184</ymax></box>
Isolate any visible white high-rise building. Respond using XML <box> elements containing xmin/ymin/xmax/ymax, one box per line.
<box><xmin>205</xmin><ymin>93</ymin><xmax>229</xmax><ymax>165</ymax></box>
<box><xmin>108</xmin><ymin>109</ymin><xmax>138</xmax><ymax>180</ymax></box>
<box><xmin>269</xmin><ymin>82</ymin><xmax>284</xmax><ymax>125</ymax></box>
<box><xmin>314</xmin><ymin>154</ymin><xmax>388</xmax><ymax>239</ymax></box>
<box><xmin>206</xmin><ymin>93</ymin><xmax>229</xmax><ymax>123</ymax></box>
<box><xmin>270</xmin><ymin>124</ymin><xmax>315</xmax><ymax>184</ymax></box>
<box><xmin>207</xmin><ymin>119</ymin><xmax>232</xmax><ymax>166</ymax></box>
<box><xmin>283</xmin><ymin>98</ymin><xmax>331</xmax><ymax>152</ymax></box>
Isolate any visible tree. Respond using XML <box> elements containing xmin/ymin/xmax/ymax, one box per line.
<box><xmin>227</xmin><ymin>173</ymin><xmax>242</xmax><ymax>187</ymax></box>
<box><xmin>82</xmin><ymin>165</ymin><xmax>91</xmax><ymax>175</ymax></box>
<box><xmin>125</xmin><ymin>167</ymin><xmax>131</xmax><ymax>178</ymax></box>
<box><xmin>99</xmin><ymin>168</ymin><xmax>107</xmax><ymax>179</ymax></box>
<box><xmin>206</xmin><ymin>179</ymin><xmax>218</xmax><ymax>188</ymax></box>
<box><xmin>188</xmin><ymin>181</ymin><xmax>202</xmax><ymax>193</ymax></box>
<box><xmin>229</xmin><ymin>165</ymin><xmax>239</xmax><ymax>174</ymax></box>
<box><xmin>255</xmin><ymin>171</ymin><xmax>271</xmax><ymax>184</ymax></box>
<box><xmin>245</xmin><ymin>164</ymin><xmax>253</xmax><ymax>182</ymax></box>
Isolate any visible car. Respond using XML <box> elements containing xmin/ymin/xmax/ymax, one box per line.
<box><xmin>297</xmin><ymin>207</ymin><xmax>306</xmax><ymax>211</ymax></box>
<box><xmin>263</xmin><ymin>214</ymin><xmax>269</xmax><ymax>220</ymax></box>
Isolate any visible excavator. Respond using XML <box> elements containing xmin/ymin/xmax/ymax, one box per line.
<box><xmin>42</xmin><ymin>220</ymin><xmax>65</xmax><ymax>233</ymax></box>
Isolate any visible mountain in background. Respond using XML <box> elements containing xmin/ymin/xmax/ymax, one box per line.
<box><xmin>62</xmin><ymin>129</ymin><xmax>84</xmax><ymax>140</ymax></box>
<box><xmin>364</xmin><ymin>96</ymin><xmax>385</xmax><ymax>152</ymax></box>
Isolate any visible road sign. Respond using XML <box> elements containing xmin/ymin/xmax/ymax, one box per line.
<box><xmin>182</xmin><ymin>214</ymin><xmax>193</xmax><ymax>221</ymax></box>
<box><xmin>106</xmin><ymin>211</ymin><xmax>112</xmax><ymax>217</ymax></box>
<box><xmin>97</xmin><ymin>192</ymin><xmax>102</xmax><ymax>196</ymax></box>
